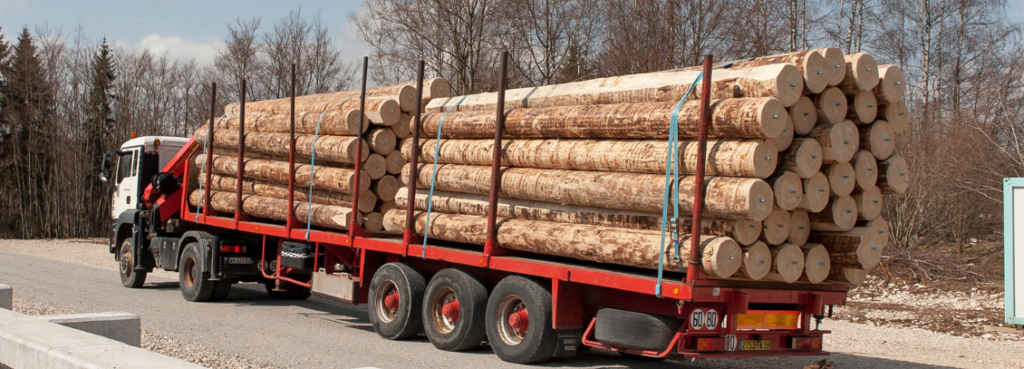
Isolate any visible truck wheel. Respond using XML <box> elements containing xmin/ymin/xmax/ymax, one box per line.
<box><xmin>179</xmin><ymin>242</ymin><xmax>215</xmax><ymax>302</ymax></box>
<box><xmin>209</xmin><ymin>280</ymin><xmax>233</xmax><ymax>301</ymax></box>
<box><xmin>119</xmin><ymin>240</ymin><xmax>147</xmax><ymax>288</ymax></box>
<box><xmin>422</xmin><ymin>269</ymin><xmax>488</xmax><ymax>351</ymax></box>
<box><xmin>485</xmin><ymin>275</ymin><xmax>558</xmax><ymax>364</ymax></box>
<box><xmin>368</xmin><ymin>263</ymin><xmax>426</xmax><ymax>340</ymax></box>
<box><xmin>594</xmin><ymin>308</ymin><xmax>681</xmax><ymax>351</ymax></box>
<box><xmin>263</xmin><ymin>280</ymin><xmax>312</xmax><ymax>300</ymax></box>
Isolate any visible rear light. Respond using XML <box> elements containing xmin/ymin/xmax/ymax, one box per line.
<box><xmin>220</xmin><ymin>245</ymin><xmax>246</xmax><ymax>253</ymax></box>
<box><xmin>789</xmin><ymin>336</ymin><xmax>822</xmax><ymax>350</ymax></box>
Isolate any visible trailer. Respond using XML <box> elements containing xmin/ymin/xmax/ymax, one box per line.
<box><xmin>104</xmin><ymin>57</ymin><xmax>848</xmax><ymax>364</ymax></box>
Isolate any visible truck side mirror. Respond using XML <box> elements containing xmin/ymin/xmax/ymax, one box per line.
<box><xmin>100</xmin><ymin>153</ymin><xmax>113</xmax><ymax>183</ymax></box>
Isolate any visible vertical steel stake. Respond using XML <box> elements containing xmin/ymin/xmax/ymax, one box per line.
<box><xmin>203</xmin><ymin>82</ymin><xmax>217</xmax><ymax>217</ymax></box>
<box><xmin>287</xmin><ymin>64</ymin><xmax>297</xmax><ymax>231</ymax></box>
<box><xmin>687</xmin><ymin>55</ymin><xmax>714</xmax><ymax>283</ymax></box>
<box><xmin>235</xmin><ymin>79</ymin><xmax>246</xmax><ymax>222</ymax></box>
<box><xmin>484</xmin><ymin>51</ymin><xmax>509</xmax><ymax>257</ymax></box>
<box><xmin>404</xmin><ymin>60</ymin><xmax>426</xmax><ymax>245</ymax></box>
<box><xmin>349</xmin><ymin>56</ymin><xmax>369</xmax><ymax>236</ymax></box>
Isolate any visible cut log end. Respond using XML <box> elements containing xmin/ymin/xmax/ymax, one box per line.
<box><xmin>368</xmin><ymin>128</ymin><xmax>397</xmax><ymax>155</ymax></box>
<box><xmin>745</xmin><ymin>180</ymin><xmax>776</xmax><ymax>222</ymax></box>
<box><xmin>773</xmin><ymin>64</ymin><xmax>805</xmax><ymax>107</ymax></box>
<box><xmin>364</xmin><ymin>154</ymin><xmax>388</xmax><ymax>180</ymax></box>
<box><xmin>863</xmin><ymin>120</ymin><xmax>895</xmax><ymax>160</ymax></box>
<box><xmin>849</xmin><ymin>91</ymin><xmax>878</xmax><ymax>123</ymax></box>
<box><xmin>788</xmin><ymin>210</ymin><xmax>810</xmax><ymax>246</ymax></box>
<box><xmin>393</xmin><ymin>114</ymin><xmax>412</xmax><ymax>139</ymax></box>
<box><xmin>817</xmin><ymin>48</ymin><xmax>847</xmax><ymax>86</ymax></box>
<box><xmin>386</xmin><ymin>150</ymin><xmax>406</xmax><ymax>175</ymax></box>
<box><xmin>769</xmin><ymin>171</ymin><xmax>803</xmax><ymax>211</ymax></box>
<box><xmin>753</xmin><ymin>139</ymin><xmax>780</xmax><ymax>178</ymax></box>
<box><xmin>363</xmin><ymin>212</ymin><xmax>384</xmax><ymax>233</ymax></box>
<box><xmin>736</xmin><ymin>242</ymin><xmax>772</xmax><ymax>280</ymax></box>
<box><xmin>800</xmin><ymin>244</ymin><xmax>831</xmax><ymax>283</ymax></box>
<box><xmin>801</xmin><ymin>51</ymin><xmax>829</xmax><ymax>94</ymax></box>
<box><xmin>816</xmin><ymin>87</ymin><xmax>848</xmax><ymax>124</ymax></box>
<box><xmin>827</xmin><ymin>268</ymin><xmax>868</xmax><ymax>287</ymax></box>
<box><xmin>882</xmin><ymin>100</ymin><xmax>910</xmax><ymax>134</ymax></box>
<box><xmin>841</xmin><ymin>53</ymin><xmax>880</xmax><ymax>93</ymax></box>
<box><xmin>772</xmin><ymin>118</ymin><xmax>794</xmax><ymax>152</ymax></box>
<box><xmin>853</xmin><ymin>150</ymin><xmax>879</xmax><ymax>190</ymax></box>
<box><xmin>789</xmin><ymin>96</ymin><xmax>817</xmax><ymax>135</ymax></box>
<box><xmin>810</xmin><ymin>195</ymin><xmax>858</xmax><ymax>232</ymax></box>
<box><xmin>878</xmin><ymin>155</ymin><xmax>909</xmax><ymax>194</ymax></box>
<box><xmin>757</xmin><ymin>98</ymin><xmax>790</xmax><ymax>139</ymax></box>
<box><xmin>703</xmin><ymin>237</ymin><xmax>744</xmax><ymax>279</ymax></box>
<box><xmin>853</xmin><ymin>186</ymin><xmax>883</xmax><ymax>221</ymax></box>
<box><xmin>761</xmin><ymin>210</ymin><xmax>791</xmax><ymax>245</ymax></box>
<box><xmin>780</xmin><ymin>138</ymin><xmax>823</xmax><ymax>178</ymax></box>
<box><xmin>875</xmin><ymin>65</ymin><xmax>906</xmax><ymax>104</ymax></box>
<box><xmin>826</xmin><ymin>162</ymin><xmax>857</xmax><ymax>197</ymax></box>
<box><xmin>374</xmin><ymin>175</ymin><xmax>400</xmax><ymax>202</ymax></box>
<box><xmin>766</xmin><ymin>243</ymin><xmax>805</xmax><ymax>283</ymax></box>
<box><xmin>396</xmin><ymin>85</ymin><xmax>418</xmax><ymax>113</ymax></box>
<box><xmin>798</xmin><ymin>172</ymin><xmax>830</xmax><ymax>213</ymax></box>
<box><xmin>733</xmin><ymin>219</ymin><xmax>764</xmax><ymax>246</ymax></box>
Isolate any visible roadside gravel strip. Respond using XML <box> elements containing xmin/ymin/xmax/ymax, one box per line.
<box><xmin>2</xmin><ymin>239</ymin><xmax>1024</xmax><ymax>368</ymax></box>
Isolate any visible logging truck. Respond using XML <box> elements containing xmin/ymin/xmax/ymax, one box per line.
<box><xmin>101</xmin><ymin>66</ymin><xmax>852</xmax><ymax>364</ymax></box>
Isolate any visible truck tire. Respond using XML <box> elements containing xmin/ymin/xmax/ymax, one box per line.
<box><xmin>179</xmin><ymin>242</ymin><xmax>215</xmax><ymax>302</ymax></box>
<box><xmin>209</xmin><ymin>281</ymin><xmax>233</xmax><ymax>301</ymax></box>
<box><xmin>485</xmin><ymin>276</ymin><xmax>558</xmax><ymax>364</ymax></box>
<box><xmin>368</xmin><ymin>263</ymin><xmax>426</xmax><ymax>340</ymax></box>
<box><xmin>263</xmin><ymin>280</ymin><xmax>312</xmax><ymax>300</ymax></box>
<box><xmin>119</xmin><ymin>240</ymin><xmax>147</xmax><ymax>288</ymax></box>
<box><xmin>422</xmin><ymin>269</ymin><xmax>488</xmax><ymax>351</ymax></box>
<box><xmin>594</xmin><ymin>308</ymin><xmax>681</xmax><ymax>351</ymax></box>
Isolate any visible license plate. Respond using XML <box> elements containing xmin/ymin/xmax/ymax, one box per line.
<box><xmin>225</xmin><ymin>256</ymin><xmax>252</xmax><ymax>264</ymax></box>
<box><xmin>740</xmin><ymin>340</ymin><xmax>771</xmax><ymax>351</ymax></box>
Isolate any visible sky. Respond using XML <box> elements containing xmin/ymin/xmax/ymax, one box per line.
<box><xmin>0</xmin><ymin>0</ymin><xmax>369</xmax><ymax>65</ymax></box>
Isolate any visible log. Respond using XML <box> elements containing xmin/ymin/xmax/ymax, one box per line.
<box><xmin>393</xmin><ymin>114</ymin><xmax>412</xmax><ymax>139</ymax></box>
<box><xmin>873</xmin><ymin>65</ymin><xmax>906</xmax><ymax>104</ymax></box>
<box><xmin>799</xmin><ymin>243</ymin><xmax>831</xmax><ymax>283</ymax></box>
<box><xmin>767</xmin><ymin>171</ymin><xmax>803</xmax><ymax>211</ymax></box>
<box><xmin>194</xmin><ymin>129</ymin><xmax>369</xmax><ymax>165</ymax></box>
<box><xmin>788</xmin><ymin>210</ymin><xmax>810</xmax><ymax>246</ymax></box>
<box><xmin>760</xmin><ymin>209</ymin><xmax>791</xmax><ymax>245</ymax></box>
<box><xmin>189</xmin><ymin>190</ymin><xmax>357</xmax><ymax>230</ymax></box>
<box><xmin>838</xmin><ymin>52</ymin><xmax>880</xmax><ymax>93</ymax></box>
<box><xmin>880</xmin><ymin>100</ymin><xmax>909</xmax><ymax>134</ymax></box>
<box><xmin>364</xmin><ymin>153</ymin><xmax>388</xmax><ymax>180</ymax></box>
<box><xmin>403</xmin><ymin>164</ymin><xmax>775</xmax><ymax>221</ymax></box>
<box><xmin>809</xmin><ymin>195</ymin><xmax>858</xmax><ymax>232</ymax></box>
<box><xmin>772</xmin><ymin>118</ymin><xmax>794</xmax><ymax>152</ymax></box>
<box><xmin>815</xmin><ymin>87</ymin><xmax>848</xmax><ymax>124</ymax></box>
<box><xmin>852</xmin><ymin>186</ymin><xmax>883</xmax><ymax>221</ymax></box>
<box><xmin>383</xmin><ymin>210</ymin><xmax>743</xmax><ymax>277</ymax></box>
<box><xmin>826</xmin><ymin>267</ymin><xmax>868</xmax><ymax>287</ymax></box>
<box><xmin>374</xmin><ymin>175</ymin><xmax>400</xmax><ymax>202</ymax></box>
<box><xmin>789</xmin><ymin>96</ymin><xmax>817</xmax><ymax>135</ymax></box>
<box><xmin>877</xmin><ymin>155</ymin><xmax>909</xmax><ymax>194</ymax></box>
<box><xmin>195</xmin><ymin>154</ymin><xmax>371</xmax><ymax>195</ymax></box>
<box><xmin>404</xmin><ymin>138</ymin><xmax>777</xmax><ymax>178</ymax></box>
<box><xmin>376</xmin><ymin>200</ymin><xmax>397</xmax><ymax>214</ymax></box>
<box><xmin>200</xmin><ymin>174</ymin><xmax>377</xmax><ymax>213</ymax></box>
<box><xmin>797</xmin><ymin>172</ymin><xmax>830</xmax><ymax>212</ymax></box>
<box><xmin>394</xmin><ymin>188</ymin><xmax>763</xmax><ymax>244</ymax></box>
<box><xmin>732</xmin><ymin>242</ymin><xmax>772</xmax><ymax>281</ymax></box>
<box><xmin>852</xmin><ymin>150</ymin><xmax>878</xmax><ymax>190</ymax></box>
<box><xmin>861</xmin><ymin>120</ymin><xmax>895</xmax><ymax>160</ymax></box>
<box><xmin>426</xmin><ymin>64</ymin><xmax>804</xmax><ymax>112</ymax></box>
<box><xmin>390</xmin><ymin>85</ymin><xmax>418</xmax><ymax>113</ymax></box>
<box><xmin>213</xmin><ymin>109</ymin><xmax>366</xmax><ymax>136</ymax></box>
<box><xmin>846</xmin><ymin>91</ymin><xmax>878</xmax><ymax>123</ymax></box>
<box><xmin>809</xmin><ymin>227</ymin><xmax>884</xmax><ymax>269</ymax></box>
<box><xmin>367</xmin><ymin>78</ymin><xmax>449</xmax><ymax>107</ymax></box>
<box><xmin>864</xmin><ymin>217</ymin><xmax>890</xmax><ymax>244</ymax></box>
<box><xmin>367</xmin><ymin>128</ymin><xmax>397</xmax><ymax>155</ymax></box>
<box><xmin>778</xmin><ymin>138</ymin><xmax>822</xmax><ymax>178</ymax></box>
<box><xmin>814</xmin><ymin>48</ymin><xmax>847</xmax><ymax>86</ymax></box>
<box><xmin>808</xmin><ymin>120</ymin><xmax>859</xmax><ymax>164</ymax></box>
<box><xmin>386</xmin><ymin>150</ymin><xmax>406</xmax><ymax>175</ymax></box>
<box><xmin>419</xmin><ymin>98</ymin><xmax>788</xmax><ymax>140</ymax></box>
<box><xmin>717</xmin><ymin>51</ymin><xmax>828</xmax><ymax>94</ymax></box>
<box><xmin>223</xmin><ymin>79</ymin><xmax>448</xmax><ymax>115</ymax></box>
<box><xmin>763</xmin><ymin>243</ymin><xmax>804</xmax><ymax>283</ymax></box>
<box><xmin>824</xmin><ymin>162</ymin><xmax>856</xmax><ymax>197</ymax></box>
<box><xmin>363</xmin><ymin>212</ymin><xmax>384</xmax><ymax>233</ymax></box>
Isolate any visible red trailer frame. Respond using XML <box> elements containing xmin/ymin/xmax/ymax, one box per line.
<box><xmin>153</xmin><ymin>56</ymin><xmax>850</xmax><ymax>360</ymax></box>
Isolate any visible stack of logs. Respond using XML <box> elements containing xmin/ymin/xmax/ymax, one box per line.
<box><xmin>380</xmin><ymin>48</ymin><xmax>906</xmax><ymax>287</ymax></box>
<box><xmin>188</xmin><ymin>78</ymin><xmax>451</xmax><ymax>232</ymax></box>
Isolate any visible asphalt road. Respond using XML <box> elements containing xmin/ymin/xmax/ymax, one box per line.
<box><xmin>3</xmin><ymin>240</ymin><xmax>1017</xmax><ymax>368</ymax></box>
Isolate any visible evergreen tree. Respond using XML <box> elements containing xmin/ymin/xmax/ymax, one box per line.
<box><xmin>85</xmin><ymin>38</ymin><xmax>116</xmax><ymax>233</ymax></box>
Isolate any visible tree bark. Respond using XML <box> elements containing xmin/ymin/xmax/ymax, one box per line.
<box><xmin>808</xmin><ymin>120</ymin><xmax>859</xmax><ymax>164</ymax></box>
<box><xmin>877</xmin><ymin>155</ymin><xmax>909</xmax><ymax>194</ymax></box>
<box><xmin>214</xmin><ymin>109</ymin><xmax>366</xmax><ymax>136</ymax></box>
<box><xmin>195</xmin><ymin>154</ymin><xmax>370</xmax><ymax>195</ymax></box>
<box><xmin>419</xmin><ymin>98</ymin><xmax>788</xmax><ymax>140</ymax></box>
<box><xmin>427</xmin><ymin>64</ymin><xmax>803</xmax><ymax>112</ymax></box>
<box><xmin>402</xmin><ymin>164</ymin><xmax>774</xmax><ymax>221</ymax></box>
<box><xmin>195</xmin><ymin>129</ymin><xmax>369</xmax><ymax>165</ymax></box>
<box><xmin>200</xmin><ymin>174</ymin><xmax>377</xmax><ymax>213</ymax></box>
<box><xmin>404</xmin><ymin>138</ymin><xmax>776</xmax><ymax>178</ymax></box>
<box><xmin>861</xmin><ymin>120</ymin><xmax>895</xmax><ymax>160</ymax></box>
<box><xmin>837</xmin><ymin>52</ymin><xmax>880</xmax><ymax>93</ymax></box>
<box><xmin>395</xmin><ymin>188</ymin><xmax>763</xmax><ymax>245</ymax></box>
<box><xmin>382</xmin><ymin>210</ymin><xmax>743</xmax><ymax>277</ymax></box>
<box><xmin>189</xmin><ymin>190</ymin><xmax>357</xmax><ymax>230</ymax></box>
<box><xmin>778</xmin><ymin>138</ymin><xmax>823</xmax><ymax>178</ymax></box>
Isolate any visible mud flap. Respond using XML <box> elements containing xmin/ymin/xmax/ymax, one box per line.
<box><xmin>553</xmin><ymin>329</ymin><xmax>583</xmax><ymax>358</ymax></box>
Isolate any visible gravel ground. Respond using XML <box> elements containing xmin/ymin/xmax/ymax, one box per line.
<box><xmin>4</xmin><ymin>239</ymin><xmax>1024</xmax><ymax>368</ymax></box>
<box><xmin>12</xmin><ymin>297</ymin><xmax>279</xmax><ymax>369</ymax></box>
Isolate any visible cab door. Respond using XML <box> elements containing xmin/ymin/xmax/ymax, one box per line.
<box><xmin>111</xmin><ymin>148</ymin><xmax>140</xmax><ymax>218</ymax></box>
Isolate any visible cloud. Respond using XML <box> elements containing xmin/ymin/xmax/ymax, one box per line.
<box><xmin>134</xmin><ymin>33</ymin><xmax>221</xmax><ymax>66</ymax></box>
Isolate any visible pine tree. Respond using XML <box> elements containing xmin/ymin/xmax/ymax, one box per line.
<box><xmin>85</xmin><ymin>38</ymin><xmax>116</xmax><ymax>233</ymax></box>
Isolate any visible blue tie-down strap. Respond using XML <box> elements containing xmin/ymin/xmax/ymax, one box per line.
<box><xmin>422</xmin><ymin>95</ymin><xmax>468</xmax><ymax>258</ymax></box>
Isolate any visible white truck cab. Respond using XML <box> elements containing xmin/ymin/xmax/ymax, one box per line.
<box><xmin>101</xmin><ymin>136</ymin><xmax>189</xmax><ymax>219</ymax></box>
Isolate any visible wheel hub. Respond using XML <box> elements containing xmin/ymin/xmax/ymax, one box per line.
<box><xmin>120</xmin><ymin>250</ymin><xmax>132</xmax><ymax>277</ymax></box>
<box><xmin>441</xmin><ymin>299</ymin><xmax>460</xmax><ymax>322</ymax></box>
<box><xmin>496</xmin><ymin>295</ymin><xmax>529</xmax><ymax>346</ymax></box>
<box><xmin>430</xmin><ymin>287</ymin><xmax>459</xmax><ymax>334</ymax></box>
<box><xmin>384</xmin><ymin>292</ymin><xmax>400</xmax><ymax>310</ymax></box>
<box><xmin>374</xmin><ymin>280</ymin><xmax>400</xmax><ymax>323</ymax></box>
<box><xmin>508</xmin><ymin>309</ymin><xmax>529</xmax><ymax>333</ymax></box>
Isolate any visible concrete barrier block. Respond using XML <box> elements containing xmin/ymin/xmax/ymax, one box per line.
<box><xmin>0</xmin><ymin>284</ymin><xmax>11</xmax><ymax>310</ymax></box>
<box><xmin>47</xmin><ymin>313</ymin><xmax>141</xmax><ymax>347</ymax></box>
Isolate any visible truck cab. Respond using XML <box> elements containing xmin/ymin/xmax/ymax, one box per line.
<box><xmin>102</xmin><ymin>136</ymin><xmax>190</xmax><ymax>219</ymax></box>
